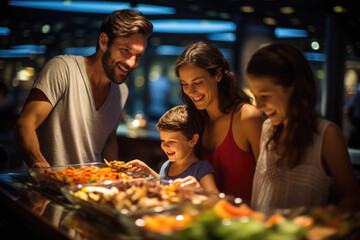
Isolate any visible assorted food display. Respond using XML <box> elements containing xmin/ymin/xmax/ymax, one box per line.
<box><xmin>29</xmin><ymin>161</ymin><xmax>360</xmax><ymax>240</ymax></box>
<box><xmin>138</xmin><ymin>200</ymin><xmax>360</xmax><ymax>240</ymax></box>
<box><xmin>43</xmin><ymin>165</ymin><xmax>132</xmax><ymax>184</ymax></box>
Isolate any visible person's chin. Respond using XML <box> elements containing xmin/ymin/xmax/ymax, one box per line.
<box><xmin>193</xmin><ymin>102</ymin><xmax>206</xmax><ymax>110</ymax></box>
<box><xmin>269</xmin><ymin>118</ymin><xmax>282</xmax><ymax>126</ymax></box>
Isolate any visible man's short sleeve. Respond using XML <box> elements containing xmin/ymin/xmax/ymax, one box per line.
<box><xmin>33</xmin><ymin>56</ymin><xmax>69</xmax><ymax>106</ymax></box>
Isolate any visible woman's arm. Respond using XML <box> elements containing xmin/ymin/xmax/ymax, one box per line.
<box><xmin>322</xmin><ymin>123</ymin><xmax>360</xmax><ymax>211</ymax></box>
<box><xmin>199</xmin><ymin>173</ymin><xmax>219</xmax><ymax>194</ymax></box>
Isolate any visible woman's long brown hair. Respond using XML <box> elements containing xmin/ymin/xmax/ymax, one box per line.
<box><xmin>175</xmin><ymin>41</ymin><xmax>251</xmax><ymax>121</ymax></box>
<box><xmin>246</xmin><ymin>42</ymin><xmax>318</xmax><ymax>168</ymax></box>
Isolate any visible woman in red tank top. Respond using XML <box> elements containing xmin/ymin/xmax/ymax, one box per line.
<box><xmin>174</xmin><ymin>41</ymin><xmax>263</xmax><ymax>203</ymax></box>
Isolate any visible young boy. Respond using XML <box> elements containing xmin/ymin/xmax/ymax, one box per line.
<box><xmin>126</xmin><ymin>105</ymin><xmax>219</xmax><ymax>194</ymax></box>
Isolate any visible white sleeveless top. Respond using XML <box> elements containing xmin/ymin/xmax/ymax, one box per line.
<box><xmin>251</xmin><ymin>118</ymin><xmax>333</xmax><ymax>213</ymax></box>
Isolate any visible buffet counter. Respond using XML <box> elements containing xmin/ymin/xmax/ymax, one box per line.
<box><xmin>0</xmin><ymin>172</ymin><xmax>144</xmax><ymax>240</ymax></box>
<box><xmin>1</xmin><ymin>170</ymin><xmax>360</xmax><ymax>240</ymax></box>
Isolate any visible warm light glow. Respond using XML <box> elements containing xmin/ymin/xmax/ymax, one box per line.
<box><xmin>279</xmin><ymin>6</ymin><xmax>295</xmax><ymax>14</ymax></box>
<box><xmin>263</xmin><ymin>17</ymin><xmax>277</xmax><ymax>25</ymax></box>
<box><xmin>134</xmin><ymin>76</ymin><xmax>145</xmax><ymax>87</ymax></box>
<box><xmin>240</xmin><ymin>6</ymin><xmax>255</xmax><ymax>13</ymax></box>
<box><xmin>333</xmin><ymin>5</ymin><xmax>347</xmax><ymax>13</ymax></box>
<box><xmin>41</xmin><ymin>24</ymin><xmax>51</xmax><ymax>34</ymax></box>
<box><xmin>16</xmin><ymin>67</ymin><xmax>35</xmax><ymax>81</ymax></box>
<box><xmin>132</xmin><ymin>119</ymin><xmax>140</xmax><ymax>127</ymax></box>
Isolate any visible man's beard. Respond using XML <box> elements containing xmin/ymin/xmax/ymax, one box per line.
<box><xmin>102</xmin><ymin>49</ymin><xmax>129</xmax><ymax>85</ymax></box>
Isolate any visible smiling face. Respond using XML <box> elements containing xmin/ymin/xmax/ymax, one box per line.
<box><xmin>247</xmin><ymin>74</ymin><xmax>293</xmax><ymax>126</ymax></box>
<box><xmin>101</xmin><ymin>33</ymin><xmax>147</xmax><ymax>84</ymax></box>
<box><xmin>179</xmin><ymin>63</ymin><xmax>221</xmax><ymax>111</ymax></box>
<box><xmin>159</xmin><ymin>130</ymin><xmax>199</xmax><ymax>163</ymax></box>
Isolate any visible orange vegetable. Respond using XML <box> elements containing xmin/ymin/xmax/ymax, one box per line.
<box><xmin>213</xmin><ymin>199</ymin><xmax>259</xmax><ymax>219</ymax></box>
<box><xmin>142</xmin><ymin>214</ymin><xmax>193</xmax><ymax>233</ymax></box>
<box><xmin>223</xmin><ymin>202</ymin><xmax>253</xmax><ymax>217</ymax></box>
<box><xmin>213</xmin><ymin>200</ymin><xmax>234</xmax><ymax>219</ymax></box>
<box><xmin>265</xmin><ymin>213</ymin><xmax>286</xmax><ymax>227</ymax></box>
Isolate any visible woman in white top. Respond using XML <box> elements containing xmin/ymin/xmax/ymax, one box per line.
<box><xmin>246</xmin><ymin>42</ymin><xmax>360</xmax><ymax>212</ymax></box>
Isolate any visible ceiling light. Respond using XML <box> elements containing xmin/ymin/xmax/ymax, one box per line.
<box><xmin>8</xmin><ymin>1</ymin><xmax>176</xmax><ymax>14</ymax></box>
<box><xmin>303</xmin><ymin>52</ymin><xmax>325</xmax><ymax>62</ymax></box>
<box><xmin>41</xmin><ymin>24</ymin><xmax>51</xmax><ymax>34</ymax></box>
<box><xmin>155</xmin><ymin>45</ymin><xmax>185</xmax><ymax>56</ymax></box>
<box><xmin>0</xmin><ymin>27</ymin><xmax>10</xmax><ymax>36</ymax></box>
<box><xmin>279</xmin><ymin>6</ymin><xmax>295</xmax><ymax>14</ymax></box>
<box><xmin>274</xmin><ymin>27</ymin><xmax>308</xmax><ymax>38</ymax></box>
<box><xmin>263</xmin><ymin>17</ymin><xmax>277</xmax><ymax>25</ymax></box>
<box><xmin>290</xmin><ymin>18</ymin><xmax>301</xmax><ymax>25</ymax></box>
<box><xmin>151</xmin><ymin>19</ymin><xmax>236</xmax><ymax>33</ymax></box>
<box><xmin>311</xmin><ymin>41</ymin><xmax>320</xmax><ymax>50</ymax></box>
<box><xmin>63</xmin><ymin>47</ymin><xmax>96</xmax><ymax>56</ymax></box>
<box><xmin>0</xmin><ymin>45</ymin><xmax>47</xmax><ymax>58</ymax></box>
<box><xmin>240</xmin><ymin>6</ymin><xmax>255</xmax><ymax>13</ymax></box>
<box><xmin>333</xmin><ymin>5</ymin><xmax>347</xmax><ymax>13</ymax></box>
<box><xmin>207</xmin><ymin>32</ymin><xmax>236</xmax><ymax>42</ymax></box>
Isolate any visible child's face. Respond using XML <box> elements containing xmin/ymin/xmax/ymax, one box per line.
<box><xmin>247</xmin><ymin>74</ymin><xmax>293</xmax><ymax>126</ymax></box>
<box><xmin>159</xmin><ymin>130</ymin><xmax>198</xmax><ymax>162</ymax></box>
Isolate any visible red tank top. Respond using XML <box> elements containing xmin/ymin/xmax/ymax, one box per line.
<box><xmin>201</xmin><ymin>111</ymin><xmax>256</xmax><ymax>203</ymax></box>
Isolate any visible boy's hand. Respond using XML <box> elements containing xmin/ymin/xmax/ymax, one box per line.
<box><xmin>174</xmin><ymin>176</ymin><xmax>201</xmax><ymax>188</ymax></box>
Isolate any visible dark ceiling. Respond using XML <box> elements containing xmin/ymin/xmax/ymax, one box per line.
<box><xmin>1</xmin><ymin>0</ymin><xmax>360</xmax><ymax>52</ymax></box>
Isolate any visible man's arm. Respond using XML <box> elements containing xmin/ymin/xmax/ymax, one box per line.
<box><xmin>14</xmin><ymin>88</ymin><xmax>53</xmax><ymax>168</ymax></box>
<box><xmin>102</xmin><ymin>129</ymin><xmax>118</xmax><ymax>161</ymax></box>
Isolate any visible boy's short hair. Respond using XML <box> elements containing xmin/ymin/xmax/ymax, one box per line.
<box><xmin>156</xmin><ymin>105</ymin><xmax>203</xmax><ymax>139</ymax></box>
<box><xmin>156</xmin><ymin>105</ymin><xmax>204</xmax><ymax>157</ymax></box>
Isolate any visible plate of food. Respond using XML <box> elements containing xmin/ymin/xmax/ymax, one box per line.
<box><xmin>60</xmin><ymin>178</ymin><xmax>221</xmax><ymax>226</ymax></box>
<box><xmin>29</xmin><ymin>161</ymin><xmax>152</xmax><ymax>194</ymax></box>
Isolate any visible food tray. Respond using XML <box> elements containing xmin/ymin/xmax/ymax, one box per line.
<box><xmin>29</xmin><ymin>162</ymin><xmax>152</xmax><ymax>194</ymax></box>
<box><xmin>60</xmin><ymin>179</ymin><xmax>222</xmax><ymax>225</ymax></box>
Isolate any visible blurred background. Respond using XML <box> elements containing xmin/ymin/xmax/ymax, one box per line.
<box><xmin>1</xmin><ymin>0</ymin><xmax>360</xmax><ymax>172</ymax></box>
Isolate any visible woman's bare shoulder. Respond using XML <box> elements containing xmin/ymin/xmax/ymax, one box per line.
<box><xmin>235</xmin><ymin>103</ymin><xmax>262</xmax><ymax>121</ymax></box>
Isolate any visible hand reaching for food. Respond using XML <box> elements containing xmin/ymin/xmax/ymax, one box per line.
<box><xmin>125</xmin><ymin>159</ymin><xmax>159</xmax><ymax>178</ymax></box>
<box><xmin>173</xmin><ymin>176</ymin><xmax>201</xmax><ymax>189</ymax></box>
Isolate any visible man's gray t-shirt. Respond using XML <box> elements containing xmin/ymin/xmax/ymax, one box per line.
<box><xmin>33</xmin><ymin>55</ymin><xmax>128</xmax><ymax>166</ymax></box>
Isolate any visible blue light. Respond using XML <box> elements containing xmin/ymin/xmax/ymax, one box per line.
<box><xmin>152</xmin><ymin>19</ymin><xmax>236</xmax><ymax>33</ymax></box>
<box><xmin>64</xmin><ymin>46</ymin><xmax>96</xmax><ymax>56</ymax></box>
<box><xmin>274</xmin><ymin>27</ymin><xmax>308</xmax><ymax>38</ymax></box>
<box><xmin>156</xmin><ymin>45</ymin><xmax>232</xmax><ymax>60</ymax></box>
<box><xmin>0</xmin><ymin>44</ymin><xmax>47</xmax><ymax>58</ymax></box>
<box><xmin>304</xmin><ymin>52</ymin><xmax>326</xmax><ymax>62</ymax></box>
<box><xmin>207</xmin><ymin>32</ymin><xmax>236</xmax><ymax>42</ymax></box>
<box><xmin>8</xmin><ymin>1</ymin><xmax>175</xmax><ymax>14</ymax></box>
<box><xmin>156</xmin><ymin>45</ymin><xmax>185</xmax><ymax>56</ymax></box>
<box><xmin>0</xmin><ymin>27</ymin><xmax>10</xmax><ymax>36</ymax></box>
